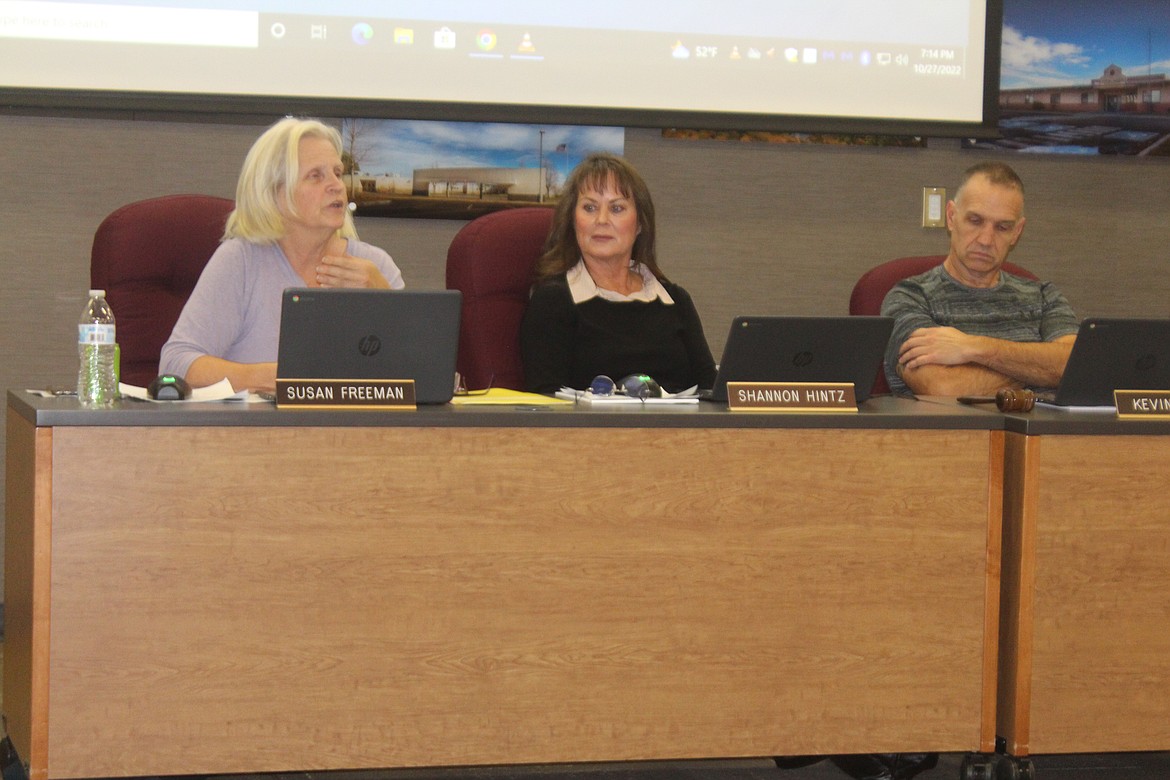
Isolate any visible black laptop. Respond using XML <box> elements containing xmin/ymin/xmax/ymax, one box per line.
<box><xmin>700</xmin><ymin>315</ymin><xmax>895</xmax><ymax>403</ymax></box>
<box><xmin>1040</xmin><ymin>318</ymin><xmax>1170</xmax><ymax>407</ymax></box>
<box><xmin>276</xmin><ymin>288</ymin><xmax>462</xmax><ymax>404</ymax></box>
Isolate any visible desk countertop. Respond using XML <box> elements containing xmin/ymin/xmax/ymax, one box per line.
<box><xmin>913</xmin><ymin>394</ymin><xmax>1170</xmax><ymax>435</ymax></box>
<box><xmin>11</xmin><ymin>389</ymin><xmax>1004</xmax><ymax>431</ymax></box>
<box><xmin>14</xmin><ymin>389</ymin><xmax>1170</xmax><ymax>434</ymax></box>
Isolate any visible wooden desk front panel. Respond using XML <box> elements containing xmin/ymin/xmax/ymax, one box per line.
<box><xmin>1010</xmin><ymin>434</ymin><xmax>1170</xmax><ymax>754</ymax></box>
<box><xmin>41</xmin><ymin>425</ymin><xmax>999</xmax><ymax>778</ymax></box>
<box><xmin>3</xmin><ymin>412</ymin><xmax>52</xmax><ymax>778</ymax></box>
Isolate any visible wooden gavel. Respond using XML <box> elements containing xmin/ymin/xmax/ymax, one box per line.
<box><xmin>957</xmin><ymin>388</ymin><xmax>1037</xmax><ymax>412</ymax></box>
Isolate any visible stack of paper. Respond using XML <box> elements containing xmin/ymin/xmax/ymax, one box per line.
<box><xmin>118</xmin><ymin>378</ymin><xmax>250</xmax><ymax>402</ymax></box>
<box><xmin>554</xmin><ymin>386</ymin><xmax>700</xmax><ymax>405</ymax></box>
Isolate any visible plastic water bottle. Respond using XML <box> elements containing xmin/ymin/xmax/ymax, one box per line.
<box><xmin>77</xmin><ymin>289</ymin><xmax>118</xmax><ymax>407</ymax></box>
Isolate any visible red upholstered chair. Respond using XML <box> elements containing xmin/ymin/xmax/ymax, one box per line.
<box><xmin>849</xmin><ymin>254</ymin><xmax>1038</xmax><ymax>396</ymax></box>
<box><xmin>445</xmin><ymin>206</ymin><xmax>554</xmax><ymax>391</ymax></box>
<box><xmin>91</xmin><ymin>194</ymin><xmax>234</xmax><ymax>387</ymax></box>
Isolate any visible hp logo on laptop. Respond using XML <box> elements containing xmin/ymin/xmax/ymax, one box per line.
<box><xmin>358</xmin><ymin>335</ymin><xmax>382</xmax><ymax>357</ymax></box>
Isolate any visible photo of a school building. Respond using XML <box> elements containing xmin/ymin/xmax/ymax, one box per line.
<box><xmin>1000</xmin><ymin>64</ymin><xmax>1170</xmax><ymax>114</ymax></box>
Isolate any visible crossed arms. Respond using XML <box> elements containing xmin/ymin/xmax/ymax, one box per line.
<box><xmin>896</xmin><ymin>327</ymin><xmax>1076</xmax><ymax>396</ymax></box>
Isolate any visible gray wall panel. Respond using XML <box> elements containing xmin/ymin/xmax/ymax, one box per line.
<box><xmin>2</xmin><ymin>114</ymin><xmax>1167</xmax><ymax>591</ymax></box>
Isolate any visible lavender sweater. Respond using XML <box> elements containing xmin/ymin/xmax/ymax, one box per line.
<box><xmin>160</xmin><ymin>237</ymin><xmax>404</xmax><ymax>378</ymax></box>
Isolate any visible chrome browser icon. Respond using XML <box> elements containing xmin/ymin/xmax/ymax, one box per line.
<box><xmin>476</xmin><ymin>29</ymin><xmax>497</xmax><ymax>51</ymax></box>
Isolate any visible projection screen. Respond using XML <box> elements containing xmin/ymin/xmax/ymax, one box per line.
<box><xmin>0</xmin><ymin>0</ymin><xmax>1003</xmax><ymax>136</ymax></box>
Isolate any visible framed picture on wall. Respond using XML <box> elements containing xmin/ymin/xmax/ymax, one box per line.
<box><xmin>970</xmin><ymin>0</ymin><xmax>1170</xmax><ymax>155</ymax></box>
<box><xmin>342</xmin><ymin>119</ymin><xmax>625</xmax><ymax>220</ymax></box>
<box><xmin>662</xmin><ymin>128</ymin><xmax>925</xmax><ymax>147</ymax></box>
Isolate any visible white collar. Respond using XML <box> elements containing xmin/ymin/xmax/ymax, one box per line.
<box><xmin>566</xmin><ymin>259</ymin><xmax>674</xmax><ymax>305</ymax></box>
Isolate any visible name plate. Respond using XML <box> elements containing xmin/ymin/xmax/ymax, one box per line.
<box><xmin>275</xmin><ymin>378</ymin><xmax>416</xmax><ymax>410</ymax></box>
<box><xmin>727</xmin><ymin>382</ymin><xmax>857</xmax><ymax>412</ymax></box>
<box><xmin>1115</xmin><ymin>389</ymin><xmax>1170</xmax><ymax>419</ymax></box>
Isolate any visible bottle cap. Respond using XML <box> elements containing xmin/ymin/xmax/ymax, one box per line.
<box><xmin>88</xmin><ymin>289</ymin><xmax>106</xmax><ymax>297</ymax></box>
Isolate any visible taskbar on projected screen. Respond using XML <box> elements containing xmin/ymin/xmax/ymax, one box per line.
<box><xmin>257</xmin><ymin>13</ymin><xmax>970</xmax><ymax>70</ymax></box>
<box><xmin>254</xmin><ymin>15</ymin><xmax>976</xmax><ymax>111</ymax></box>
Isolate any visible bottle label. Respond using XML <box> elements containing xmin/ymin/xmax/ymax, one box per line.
<box><xmin>79</xmin><ymin>323</ymin><xmax>116</xmax><ymax>345</ymax></box>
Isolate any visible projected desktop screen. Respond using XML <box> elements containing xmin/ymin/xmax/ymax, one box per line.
<box><xmin>0</xmin><ymin>0</ymin><xmax>1002</xmax><ymax>135</ymax></box>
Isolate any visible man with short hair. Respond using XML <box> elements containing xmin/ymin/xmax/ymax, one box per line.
<box><xmin>882</xmin><ymin>161</ymin><xmax>1078</xmax><ymax>397</ymax></box>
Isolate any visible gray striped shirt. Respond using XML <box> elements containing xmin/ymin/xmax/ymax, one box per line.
<box><xmin>881</xmin><ymin>264</ymin><xmax>1078</xmax><ymax>396</ymax></box>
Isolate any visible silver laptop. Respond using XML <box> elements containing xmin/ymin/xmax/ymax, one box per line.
<box><xmin>1042</xmin><ymin>317</ymin><xmax>1170</xmax><ymax>407</ymax></box>
<box><xmin>700</xmin><ymin>315</ymin><xmax>894</xmax><ymax>403</ymax></box>
<box><xmin>276</xmin><ymin>288</ymin><xmax>462</xmax><ymax>404</ymax></box>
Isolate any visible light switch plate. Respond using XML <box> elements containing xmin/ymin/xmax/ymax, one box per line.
<box><xmin>922</xmin><ymin>187</ymin><xmax>946</xmax><ymax>228</ymax></box>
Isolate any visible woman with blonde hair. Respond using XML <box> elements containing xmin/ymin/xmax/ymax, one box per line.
<box><xmin>161</xmin><ymin>117</ymin><xmax>403</xmax><ymax>392</ymax></box>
